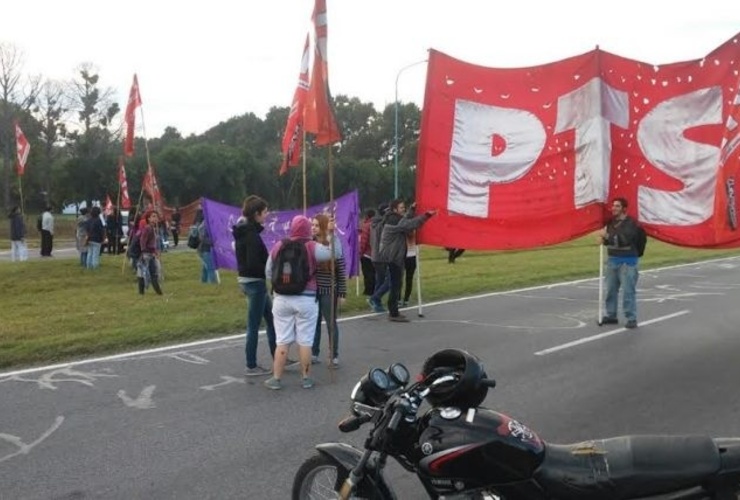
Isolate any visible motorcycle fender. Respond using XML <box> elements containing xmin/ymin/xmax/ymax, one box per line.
<box><xmin>316</xmin><ymin>443</ymin><xmax>397</xmax><ymax>499</ymax></box>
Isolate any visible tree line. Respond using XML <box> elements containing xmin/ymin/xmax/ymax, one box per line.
<box><xmin>0</xmin><ymin>43</ymin><xmax>421</xmax><ymax>213</ymax></box>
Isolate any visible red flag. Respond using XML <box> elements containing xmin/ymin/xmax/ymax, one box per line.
<box><xmin>14</xmin><ymin>121</ymin><xmax>30</xmax><ymax>176</ymax></box>
<box><xmin>118</xmin><ymin>157</ymin><xmax>131</xmax><ymax>209</ymax></box>
<box><xmin>123</xmin><ymin>74</ymin><xmax>142</xmax><ymax>157</ymax></box>
<box><xmin>304</xmin><ymin>0</ymin><xmax>342</xmax><ymax>146</ymax></box>
<box><xmin>104</xmin><ymin>194</ymin><xmax>114</xmax><ymax>216</ymax></box>
<box><xmin>719</xmin><ymin>72</ymin><xmax>740</xmax><ymax>231</ymax></box>
<box><xmin>142</xmin><ymin>162</ymin><xmax>163</xmax><ymax>209</ymax></box>
<box><xmin>280</xmin><ymin>35</ymin><xmax>311</xmax><ymax>175</ymax></box>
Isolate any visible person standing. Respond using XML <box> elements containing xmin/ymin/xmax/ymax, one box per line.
<box><xmin>401</xmin><ymin>230</ymin><xmax>417</xmax><ymax>307</ymax></box>
<box><xmin>376</xmin><ymin>199</ymin><xmax>436</xmax><ymax>322</ymax></box>
<box><xmin>232</xmin><ymin>195</ymin><xmax>278</xmax><ymax>376</ymax></box>
<box><xmin>358</xmin><ymin>209</ymin><xmax>375</xmax><ymax>296</ymax></box>
<box><xmin>8</xmin><ymin>206</ymin><xmax>27</xmax><ymax>262</ymax></box>
<box><xmin>599</xmin><ymin>197</ymin><xmax>640</xmax><ymax>329</ymax></box>
<box><xmin>75</xmin><ymin>208</ymin><xmax>90</xmax><ymax>266</ymax></box>
<box><xmin>197</xmin><ymin>219</ymin><xmax>218</xmax><ymax>284</ymax></box>
<box><xmin>85</xmin><ymin>206</ymin><xmax>105</xmax><ymax>269</ymax></box>
<box><xmin>137</xmin><ymin>211</ymin><xmax>163</xmax><ymax>295</ymax></box>
<box><xmin>367</xmin><ymin>203</ymin><xmax>390</xmax><ymax>313</ymax></box>
<box><xmin>311</xmin><ymin>214</ymin><xmax>346</xmax><ymax>367</ymax></box>
<box><xmin>170</xmin><ymin>207</ymin><xmax>182</xmax><ymax>247</ymax></box>
<box><xmin>40</xmin><ymin>206</ymin><xmax>54</xmax><ymax>257</ymax></box>
<box><xmin>264</xmin><ymin>215</ymin><xmax>333</xmax><ymax>390</ymax></box>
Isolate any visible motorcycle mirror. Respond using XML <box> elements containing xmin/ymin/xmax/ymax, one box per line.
<box><xmin>388</xmin><ymin>363</ymin><xmax>410</xmax><ymax>386</ymax></box>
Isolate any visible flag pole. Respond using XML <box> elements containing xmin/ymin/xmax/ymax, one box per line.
<box><xmin>597</xmin><ymin>240</ymin><xmax>604</xmax><ymax>325</ymax></box>
<box><xmin>415</xmin><ymin>247</ymin><xmax>424</xmax><ymax>318</ymax></box>
<box><xmin>302</xmin><ymin>119</ymin><xmax>307</xmax><ymax>215</ymax></box>
<box><xmin>328</xmin><ymin>146</ymin><xmax>337</xmax><ymax>381</ymax></box>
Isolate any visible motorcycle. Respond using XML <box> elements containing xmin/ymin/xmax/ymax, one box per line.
<box><xmin>292</xmin><ymin>349</ymin><xmax>740</xmax><ymax>499</ymax></box>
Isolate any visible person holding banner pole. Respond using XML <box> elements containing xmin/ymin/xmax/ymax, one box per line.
<box><xmin>8</xmin><ymin>206</ymin><xmax>27</xmax><ymax>262</ymax></box>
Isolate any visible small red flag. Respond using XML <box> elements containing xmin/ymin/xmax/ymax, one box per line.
<box><xmin>142</xmin><ymin>162</ymin><xmax>163</xmax><ymax>210</ymax></box>
<box><xmin>104</xmin><ymin>194</ymin><xmax>114</xmax><ymax>216</ymax></box>
<box><xmin>118</xmin><ymin>157</ymin><xmax>131</xmax><ymax>209</ymax></box>
<box><xmin>14</xmin><ymin>121</ymin><xmax>30</xmax><ymax>176</ymax></box>
<box><xmin>123</xmin><ymin>74</ymin><xmax>142</xmax><ymax>157</ymax></box>
<box><xmin>304</xmin><ymin>0</ymin><xmax>342</xmax><ymax>146</ymax></box>
<box><xmin>280</xmin><ymin>35</ymin><xmax>310</xmax><ymax>175</ymax></box>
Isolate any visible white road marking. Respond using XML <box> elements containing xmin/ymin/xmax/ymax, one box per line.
<box><xmin>0</xmin><ymin>416</ymin><xmax>65</xmax><ymax>464</ymax></box>
<box><xmin>1</xmin><ymin>256</ymin><xmax>737</xmax><ymax>378</ymax></box>
<box><xmin>534</xmin><ymin>310</ymin><xmax>691</xmax><ymax>356</ymax></box>
<box><xmin>117</xmin><ymin>385</ymin><xmax>157</xmax><ymax>409</ymax></box>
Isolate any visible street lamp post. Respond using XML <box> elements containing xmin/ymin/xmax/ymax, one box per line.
<box><xmin>394</xmin><ymin>59</ymin><xmax>428</xmax><ymax>199</ymax></box>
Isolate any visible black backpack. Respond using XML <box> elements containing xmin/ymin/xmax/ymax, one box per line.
<box><xmin>634</xmin><ymin>224</ymin><xmax>647</xmax><ymax>257</ymax></box>
<box><xmin>187</xmin><ymin>225</ymin><xmax>201</xmax><ymax>249</ymax></box>
<box><xmin>271</xmin><ymin>239</ymin><xmax>311</xmax><ymax>295</ymax></box>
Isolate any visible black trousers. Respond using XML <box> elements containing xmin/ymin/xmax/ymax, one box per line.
<box><xmin>387</xmin><ymin>262</ymin><xmax>404</xmax><ymax>317</ymax></box>
<box><xmin>361</xmin><ymin>256</ymin><xmax>375</xmax><ymax>295</ymax></box>
<box><xmin>40</xmin><ymin>230</ymin><xmax>53</xmax><ymax>256</ymax></box>
<box><xmin>403</xmin><ymin>255</ymin><xmax>417</xmax><ymax>302</ymax></box>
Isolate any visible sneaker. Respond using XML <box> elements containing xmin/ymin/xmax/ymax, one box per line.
<box><xmin>285</xmin><ymin>358</ymin><xmax>300</xmax><ymax>368</ymax></box>
<box><xmin>331</xmin><ymin>357</ymin><xmax>340</xmax><ymax>368</ymax></box>
<box><xmin>367</xmin><ymin>297</ymin><xmax>386</xmax><ymax>313</ymax></box>
<box><xmin>302</xmin><ymin>377</ymin><xmax>315</xmax><ymax>389</ymax></box>
<box><xmin>245</xmin><ymin>366</ymin><xmax>271</xmax><ymax>377</ymax></box>
<box><xmin>625</xmin><ymin>320</ymin><xmax>638</xmax><ymax>329</ymax></box>
<box><xmin>600</xmin><ymin>316</ymin><xmax>619</xmax><ymax>325</ymax></box>
<box><xmin>264</xmin><ymin>377</ymin><xmax>282</xmax><ymax>390</ymax></box>
<box><xmin>311</xmin><ymin>355</ymin><xmax>322</xmax><ymax>365</ymax></box>
<box><xmin>389</xmin><ymin>314</ymin><xmax>410</xmax><ymax>323</ymax></box>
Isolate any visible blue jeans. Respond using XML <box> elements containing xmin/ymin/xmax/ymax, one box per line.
<box><xmin>86</xmin><ymin>242</ymin><xmax>101</xmax><ymax>269</ymax></box>
<box><xmin>370</xmin><ymin>263</ymin><xmax>390</xmax><ymax>303</ymax></box>
<box><xmin>605</xmin><ymin>260</ymin><xmax>639</xmax><ymax>322</ymax></box>
<box><xmin>240</xmin><ymin>280</ymin><xmax>277</xmax><ymax>369</ymax></box>
<box><xmin>313</xmin><ymin>293</ymin><xmax>339</xmax><ymax>359</ymax></box>
<box><xmin>199</xmin><ymin>250</ymin><xmax>218</xmax><ymax>283</ymax></box>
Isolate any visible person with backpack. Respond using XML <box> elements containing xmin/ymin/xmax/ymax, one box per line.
<box><xmin>263</xmin><ymin>215</ymin><xmax>335</xmax><ymax>391</ymax></box>
<box><xmin>599</xmin><ymin>197</ymin><xmax>642</xmax><ymax>329</ymax></box>
<box><xmin>197</xmin><ymin>219</ymin><xmax>218</xmax><ymax>284</ymax></box>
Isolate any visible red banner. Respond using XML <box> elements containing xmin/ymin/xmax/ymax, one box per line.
<box><xmin>118</xmin><ymin>157</ymin><xmax>131</xmax><ymax>209</ymax></box>
<box><xmin>417</xmin><ymin>33</ymin><xmax>740</xmax><ymax>249</ymax></box>
<box><xmin>142</xmin><ymin>163</ymin><xmax>163</xmax><ymax>210</ymax></box>
<box><xmin>124</xmin><ymin>74</ymin><xmax>142</xmax><ymax>157</ymax></box>
<box><xmin>280</xmin><ymin>35</ymin><xmax>310</xmax><ymax>175</ymax></box>
<box><xmin>14</xmin><ymin>121</ymin><xmax>30</xmax><ymax>176</ymax></box>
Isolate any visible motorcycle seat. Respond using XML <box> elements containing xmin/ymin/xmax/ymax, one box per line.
<box><xmin>534</xmin><ymin>435</ymin><xmax>720</xmax><ymax>499</ymax></box>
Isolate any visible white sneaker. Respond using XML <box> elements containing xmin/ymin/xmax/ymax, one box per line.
<box><xmin>244</xmin><ymin>366</ymin><xmax>271</xmax><ymax>377</ymax></box>
<box><xmin>331</xmin><ymin>358</ymin><xmax>340</xmax><ymax>368</ymax></box>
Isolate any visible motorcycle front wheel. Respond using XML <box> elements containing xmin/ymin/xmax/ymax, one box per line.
<box><xmin>292</xmin><ymin>453</ymin><xmax>381</xmax><ymax>500</ymax></box>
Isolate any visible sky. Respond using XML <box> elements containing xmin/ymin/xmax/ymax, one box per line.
<box><xmin>4</xmin><ymin>0</ymin><xmax>739</xmax><ymax>138</ymax></box>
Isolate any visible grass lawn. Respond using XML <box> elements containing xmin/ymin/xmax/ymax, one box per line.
<box><xmin>1</xmin><ymin>237</ymin><xmax>738</xmax><ymax>371</ymax></box>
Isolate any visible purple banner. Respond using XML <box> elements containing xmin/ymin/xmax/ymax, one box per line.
<box><xmin>201</xmin><ymin>190</ymin><xmax>360</xmax><ymax>277</ymax></box>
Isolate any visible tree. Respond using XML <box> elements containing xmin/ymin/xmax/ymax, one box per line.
<box><xmin>0</xmin><ymin>43</ymin><xmax>40</xmax><ymax>208</ymax></box>
<box><xmin>33</xmin><ymin>80</ymin><xmax>68</xmax><ymax>195</ymax></box>
<box><xmin>61</xmin><ymin>64</ymin><xmax>120</xmax><ymax>206</ymax></box>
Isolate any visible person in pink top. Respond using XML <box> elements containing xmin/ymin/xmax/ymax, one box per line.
<box><xmin>263</xmin><ymin>215</ymin><xmax>334</xmax><ymax>390</ymax></box>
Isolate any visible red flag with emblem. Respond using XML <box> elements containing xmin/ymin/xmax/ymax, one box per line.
<box><xmin>14</xmin><ymin>121</ymin><xmax>30</xmax><ymax>176</ymax></box>
<box><xmin>304</xmin><ymin>0</ymin><xmax>342</xmax><ymax>146</ymax></box>
<box><xmin>104</xmin><ymin>194</ymin><xmax>114</xmax><ymax>216</ymax></box>
<box><xmin>142</xmin><ymin>162</ymin><xmax>163</xmax><ymax>209</ymax></box>
<box><xmin>124</xmin><ymin>74</ymin><xmax>142</xmax><ymax>157</ymax></box>
<box><xmin>118</xmin><ymin>157</ymin><xmax>131</xmax><ymax>209</ymax></box>
<box><xmin>280</xmin><ymin>35</ymin><xmax>311</xmax><ymax>175</ymax></box>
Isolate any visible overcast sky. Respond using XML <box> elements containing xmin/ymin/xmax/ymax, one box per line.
<box><xmin>4</xmin><ymin>0</ymin><xmax>739</xmax><ymax>138</ymax></box>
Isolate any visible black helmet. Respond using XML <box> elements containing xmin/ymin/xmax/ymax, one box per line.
<box><xmin>421</xmin><ymin>349</ymin><xmax>490</xmax><ymax>408</ymax></box>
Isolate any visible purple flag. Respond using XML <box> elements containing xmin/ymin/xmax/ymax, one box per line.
<box><xmin>201</xmin><ymin>190</ymin><xmax>360</xmax><ymax>277</ymax></box>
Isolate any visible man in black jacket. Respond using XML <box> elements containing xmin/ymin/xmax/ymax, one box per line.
<box><xmin>233</xmin><ymin>195</ymin><xmax>277</xmax><ymax>376</ymax></box>
<box><xmin>376</xmin><ymin>199</ymin><xmax>436</xmax><ymax>322</ymax></box>
<box><xmin>599</xmin><ymin>197</ymin><xmax>640</xmax><ymax>329</ymax></box>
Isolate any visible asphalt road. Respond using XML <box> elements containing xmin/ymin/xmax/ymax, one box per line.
<box><xmin>2</xmin><ymin>257</ymin><xmax>740</xmax><ymax>499</ymax></box>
